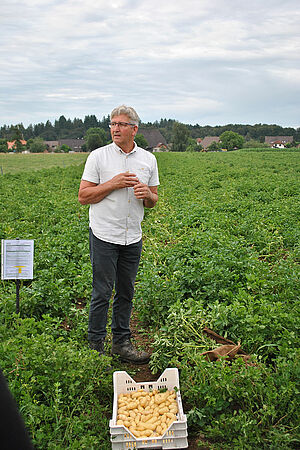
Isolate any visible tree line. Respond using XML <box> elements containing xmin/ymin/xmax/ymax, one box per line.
<box><xmin>0</xmin><ymin>115</ymin><xmax>299</xmax><ymax>142</ymax></box>
<box><xmin>0</xmin><ymin>114</ymin><xmax>299</xmax><ymax>153</ymax></box>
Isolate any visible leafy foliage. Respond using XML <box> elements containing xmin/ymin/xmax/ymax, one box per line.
<box><xmin>0</xmin><ymin>151</ymin><xmax>299</xmax><ymax>448</ymax></box>
<box><xmin>134</xmin><ymin>133</ymin><xmax>149</xmax><ymax>149</ymax></box>
<box><xmin>137</xmin><ymin>151</ymin><xmax>300</xmax><ymax>447</ymax></box>
<box><xmin>84</xmin><ymin>127</ymin><xmax>109</xmax><ymax>151</ymax></box>
<box><xmin>220</xmin><ymin>131</ymin><xmax>244</xmax><ymax>150</ymax></box>
<box><xmin>29</xmin><ymin>137</ymin><xmax>46</xmax><ymax>153</ymax></box>
<box><xmin>171</xmin><ymin>122</ymin><xmax>190</xmax><ymax>151</ymax></box>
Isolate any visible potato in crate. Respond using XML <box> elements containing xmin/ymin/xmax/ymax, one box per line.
<box><xmin>110</xmin><ymin>368</ymin><xmax>188</xmax><ymax>449</ymax></box>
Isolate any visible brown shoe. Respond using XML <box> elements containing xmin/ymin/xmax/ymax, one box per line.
<box><xmin>111</xmin><ymin>339</ymin><xmax>150</xmax><ymax>364</ymax></box>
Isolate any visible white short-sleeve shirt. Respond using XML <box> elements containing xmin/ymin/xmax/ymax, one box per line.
<box><xmin>81</xmin><ymin>142</ymin><xmax>160</xmax><ymax>245</ymax></box>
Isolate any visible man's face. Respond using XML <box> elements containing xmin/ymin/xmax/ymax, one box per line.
<box><xmin>110</xmin><ymin>114</ymin><xmax>138</xmax><ymax>151</ymax></box>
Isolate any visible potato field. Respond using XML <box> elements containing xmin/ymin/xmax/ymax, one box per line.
<box><xmin>0</xmin><ymin>150</ymin><xmax>299</xmax><ymax>449</ymax></box>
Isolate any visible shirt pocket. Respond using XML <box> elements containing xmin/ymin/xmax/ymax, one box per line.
<box><xmin>134</xmin><ymin>166</ymin><xmax>151</xmax><ymax>184</ymax></box>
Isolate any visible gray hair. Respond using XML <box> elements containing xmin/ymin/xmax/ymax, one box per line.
<box><xmin>110</xmin><ymin>105</ymin><xmax>140</xmax><ymax>126</ymax></box>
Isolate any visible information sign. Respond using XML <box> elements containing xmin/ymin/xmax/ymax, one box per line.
<box><xmin>1</xmin><ymin>239</ymin><xmax>34</xmax><ymax>280</ymax></box>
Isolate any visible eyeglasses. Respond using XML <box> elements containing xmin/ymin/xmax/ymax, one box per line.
<box><xmin>109</xmin><ymin>122</ymin><xmax>136</xmax><ymax>129</ymax></box>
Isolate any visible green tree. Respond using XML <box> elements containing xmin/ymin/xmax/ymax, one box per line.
<box><xmin>207</xmin><ymin>141</ymin><xmax>222</xmax><ymax>152</ymax></box>
<box><xmin>30</xmin><ymin>137</ymin><xmax>46</xmax><ymax>153</ymax></box>
<box><xmin>220</xmin><ymin>131</ymin><xmax>244</xmax><ymax>151</ymax></box>
<box><xmin>0</xmin><ymin>138</ymin><xmax>8</xmax><ymax>153</ymax></box>
<box><xmin>59</xmin><ymin>144</ymin><xmax>72</xmax><ymax>153</ymax></box>
<box><xmin>135</xmin><ymin>134</ymin><xmax>148</xmax><ymax>149</ymax></box>
<box><xmin>186</xmin><ymin>138</ymin><xmax>200</xmax><ymax>152</ymax></box>
<box><xmin>171</xmin><ymin>122</ymin><xmax>190</xmax><ymax>152</ymax></box>
<box><xmin>85</xmin><ymin>128</ymin><xmax>108</xmax><ymax>152</ymax></box>
<box><xmin>243</xmin><ymin>139</ymin><xmax>269</xmax><ymax>148</ymax></box>
<box><xmin>10</xmin><ymin>124</ymin><xmax>24</xmax><ymax>141</ymax></box>
<box><xmin>286</xmin><ymin>140</ymin><xmax>298</xmax><ymax>148</ymax></box>
<box><xmin>26</xmin><ymin>138</ymin><xmax>34</xmax><ymax>150</ymax></box>
<box><xmin>84</xmin><ymin>115</ymin><xmax>99</xmax><ymax>131</ymax></box>
<box><xmin>14</xmin><ymin>140</ymin><xmax>26</xmax><ymax>153</ymax></box>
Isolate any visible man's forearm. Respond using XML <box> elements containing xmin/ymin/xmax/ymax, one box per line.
<box><xmin>143</xmin><ymin>191</ymin><xmax>158</xmax><ymax>208</ymax></box>
<box><xmin>78</xmin><ymin>180</ymin><xmax>114</xmax><ymax>205</ymax></box>
<box><xmin>79</xmin><ymin>173</ymin><xmax>140</xmax><ymax>205</ymax></box>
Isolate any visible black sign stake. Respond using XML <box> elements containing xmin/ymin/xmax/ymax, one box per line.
<box><xmin>15</xmin><ymin>279</ymin><xmax>21</xmax><ymax>314</ymax></box>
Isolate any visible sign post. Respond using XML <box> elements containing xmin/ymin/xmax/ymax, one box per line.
<box><xmin>1</xmin><ymin>239</ymin><xmax>34</xmax><ymax>313</ymax></box>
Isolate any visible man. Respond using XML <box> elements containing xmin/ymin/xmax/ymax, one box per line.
<box><xmin>78</xmin><ymin>105</ymin><xmax>159</xmax><ymax>364</ymax></box>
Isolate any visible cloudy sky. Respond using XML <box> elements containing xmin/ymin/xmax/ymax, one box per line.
<box><xmin>1</xmin><ymin>0</ymin><xmax>300</xmax><ymax>128</ymax></box>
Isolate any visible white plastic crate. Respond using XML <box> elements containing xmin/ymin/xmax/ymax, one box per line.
<box><xmin>109</xmin><ymin>368</ymin><xmax>188</xmax><ymax>449</ymax></box>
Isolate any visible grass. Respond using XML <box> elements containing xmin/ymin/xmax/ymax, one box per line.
<box><xmin>0</xmin><ymin>153</ymin><xmax>88</xmax><ymax>175</ymax></box>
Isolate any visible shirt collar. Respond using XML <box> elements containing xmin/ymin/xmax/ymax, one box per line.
<box><xmin>113</xmin><ymin>141</ymin><xmax>137</xmax><ymax>155</ymax></box>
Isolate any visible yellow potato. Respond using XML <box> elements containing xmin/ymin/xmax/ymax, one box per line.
<box><xmin>117</xmin><ymin>414</ymin><xmax>127</xmax><ymax>421</ymax></box>
<box><xmin>133</xmin><ymin>429</ymin><xmax>141</xmax><ymax>437</ymax></box>
<box><xmin>169</xmin><ymin>405</ymin><xmax>178</xmax><ymax>414</ymax></box>
<box><xmin>156</xmin><ymin>425</ymin><xmax>162</xmax><ymax>435</ymax></box>
<box><xmin>167</xmin><ymin>418</ymin><xmax>175</xmax><ymax>427</ymax></box>
<box><xmin>139</xmin><ymin>397</ymin><xmax>147</xmax><ymax>407</ymax></box>
<box><xmin>142</xmin><ymin>430</ymin><xmax>152</xmax><ymax>437</ymax></box>
<box><xmin>117</xmin><ymin>388</ymin><xmax>179</xmax><ymax>435</ymax></box>
<box><xmin>137</xmin><ymin>422</ymin><xmax>150</xmax><ymax>431</ymax></box>
<box><xmin>118</xmin><ymin>406</ymin><xmax>128</xmax><ymax>414</ymax></box>
<box><xmin>127</xmin><ymin>401</ymin><xmax>138</xmax><ymax>410</ymax></box>
<box><xmin>145</xmin><ymin>422</ymin><xmax>156</xmax><ymax>431</ymax></box>
<box><xmin>132</xmin><ymin>390</ymin><xmax>146</xmax><ymax>399</ymax></box>
<box><xmin>158</xmin><ymin>406</ymin><xmax>169</xmax><ymax>415</ymax></box>
<box><xmin>166</xmin><ymin>412</ymin><xmax>177</xmax><ymax>420</ymax></box>
<box><xmin>154</xmin><ymin>394</ymin><xmax>164</xmax><ymax>405</ymax></box>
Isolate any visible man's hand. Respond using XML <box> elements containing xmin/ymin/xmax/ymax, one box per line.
<box><xmin>78</xmin><ymin>172</ymin><xmax>139</xmax><ymax>205</ymax></box>
<box><xmin>134</xmin><ymin>183</ymin><xmax>158</xmax><ymax>208</ymax></box>
<box><xmin>111</xmin><ymin>172</ymin><xmax>139</xmax><ymax>190</ymax></box>
<box><xmin>133</xmin><ymin>182</ymin><xmax>151</xmax><ymax>200</ymax></box>
<box><xmin>79</xmin><ymin>174</ymin><xmax>158</xmax><ymax>207</ymax></box>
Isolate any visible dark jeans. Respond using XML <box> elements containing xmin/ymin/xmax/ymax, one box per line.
<box><xmin>88</xmin><ymin>229</ymin><xmax>142</xmax><ymax>344</ymax></box>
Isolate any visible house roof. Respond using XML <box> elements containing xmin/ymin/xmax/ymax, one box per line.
<box><xmin>264</xmin><ymin>136</ymin><xmax>293</xmax><ymax>145</ymax></box>
<box><xmin>45</xmin><ymin>141</ymin><xmax>59</xmax><ymax>147</ymax></box>
<box><xmin>7</xmin><ymin>140</ymin><xmax>26</xmax><ymax>149</ymax></box>
<box><xmin>138</xmin><ymin>128</ymin><xmax>167</xmax><ymax>149</ymax></box>
<box><xmin>200</xmin><ymin>136</ymin><xmax>220</xmax><ymax>149</ymax></box>
<box><xmin>59</xmin><ymin>139</ymin><xmax>85</xmax><ymax>151</ymax></box>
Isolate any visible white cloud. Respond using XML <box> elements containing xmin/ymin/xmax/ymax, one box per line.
<box><xmin>0</xmin><ymin>0</ymin><xmax>300</xmax><ymax>127</ymax></box>
<box><xmin>45</xmin><ymin>89</ymin><xmax>113</xmax><ymax>101</ymax></box>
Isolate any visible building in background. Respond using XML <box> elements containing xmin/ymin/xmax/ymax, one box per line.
<box><xmin>264</xmin><ymin>136</ymin><xmax>293</xmax><ymax>148</ymax></box>
<box><xmin>138</xmin><ymin>128</ymin><xmax>168</xmax><ymax>152</ymax></box>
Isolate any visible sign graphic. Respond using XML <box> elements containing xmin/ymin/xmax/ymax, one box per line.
<box><xmin>1</xmin><ymin>240</ymin><xmax>34</xmax><ymax>280</ymax></box>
